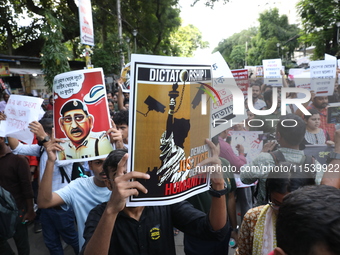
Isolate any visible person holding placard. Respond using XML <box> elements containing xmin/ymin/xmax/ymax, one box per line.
<box><xmin>80</xmin><ymin>141</ymin><xmax>228</xmax><ymax>255</ymax></box>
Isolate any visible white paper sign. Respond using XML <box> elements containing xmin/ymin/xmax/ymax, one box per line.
<box><xmin>293</xmin><ymin>70</ymin><xmax>312</xmax><ymax>98</ymax></box>
<box><xmin>310</xmin><ymin>60</ymin><xmax>336</xmax><ymax>96</ymax></box>
<box><xmin>0</xmin><ymin>95</ymin><xmax>43</xmax><ymax>144</ymax></box>
<box><xmin>263</xmin><ymin>59</ymin><xmax>283</xmax><ymax>86</ymax></box>
<box><xmin>78</xmin><ymin>0</ymin><xmax>94</xmax><ymax>46</ymax></box>
<box><xmin>229</xmin><ymin>130</ymin><xmax>263</xmax><ymax>163</ymax></box>
<box><xmin>325</xmin><ymin>53</ymin><xmax>337</xmax><ymax>61</ymax></box>
<box><xmin>229</xmin><ymin>130</ymin><xmax>262</xmax><ymax>188</ymax></box>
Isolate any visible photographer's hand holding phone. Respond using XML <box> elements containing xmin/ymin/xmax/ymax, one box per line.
<box><xmin>261</xmin><ymin>140</ymin><xmax>277</xmax><ymax>153</ymax></box>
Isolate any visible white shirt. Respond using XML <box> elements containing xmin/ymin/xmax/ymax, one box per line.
<box><xmin>56</xmin><ymin>177</ymin><xmax>111</xmax><ymax>249</ymax></box>
<box><xmin>253</xmin><ymin>99</ymin><xmax>266</xmax><ymax>110</ymax></box>
<box><xmin>11</xmin><ymin>143</ymin><xmax>73</xmax><ymax>191</ymax></box>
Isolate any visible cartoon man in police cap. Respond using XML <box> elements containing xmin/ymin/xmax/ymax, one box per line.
<box><xmin>58</xmin><ymin>99</ymin><xmax>113</xmax><ymax>160</ymax></box>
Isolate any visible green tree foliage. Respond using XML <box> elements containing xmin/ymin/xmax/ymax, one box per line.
<box><xmin>40</xmin><ymin>12</ymin><xmax>70</xmax><ymax>91</ymax></box>
<box><xmin>168</xmin><ymin>24</ymin><xmax>209</xmax><ymax>57</ymax></box>
<box><xmin>214</xmin><ymin>8</ymin><xmax>300</xmax><ymax>67</ymax></box>
<box><xmin>1</xmin><ymin>0</ymin><xmax>207</xmax><ymax>76</ymax></box>
<box><xmin>213</xmin><ymin>27</ymin><xmax>257</xmax><ymax>69</ymax></box>
<box><xmin>0</xmin><ymin>0</ymin><xmax>42</xmax><ymax>55</ymax></box>
<box><xmin>91</xmin><ymin>34</ymin><xmax>126</xmax><ymax>75</ymax></box>
<box><xmin>297</xmin><ymin>0</ymin><xmax>340</xmax><ymax>59</ymax></box>
<box><xmin>258</xmin><ymin>8</ymin><xmax>300</xmax><ymax>60</ymax></box>
<box><xmin>120</xmin><ymin>0</ymin><xmax>181</xmax><ymax>55</ymax></box>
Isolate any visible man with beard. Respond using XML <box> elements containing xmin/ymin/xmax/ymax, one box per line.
<box><xmin>307</xmin><ymin>96</ymin><xmax>336</xmax><ymax>141</ymax></box>
<box><xmin>58</xmin><ymin>99</ymin><xmax>113</xmax><ymax>160</ymax></box>
<box><xmin>250</xmin><ymin>84</ymin><xmax>266</xmax><ymax>110</ymax></box>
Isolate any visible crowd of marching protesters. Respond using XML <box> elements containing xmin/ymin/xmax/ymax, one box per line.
<box><xmin>1</xmin><ymin>68</ymin><xmax>340</xmax><ymax>255</ymax></box>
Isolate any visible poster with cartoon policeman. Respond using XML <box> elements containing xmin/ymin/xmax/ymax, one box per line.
<box><xmin>53</xmin><ymin>68</ymin><xmax>113</xmax><ymax>163</ymax></box>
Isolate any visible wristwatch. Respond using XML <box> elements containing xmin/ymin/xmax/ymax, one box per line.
<box><xmin>209</xmin><ymin>182</ymin><xmax>229</xmax><ymax>198</ymax></box>
<box><xmin>38</xmin><ymin>136</ymin><xmax>50</xmax><ymax>146</ymax></box>
<box><xmin>326</xmin><ymin>152</ymin><xmax>340</xmax><ymax>164</ymax></box>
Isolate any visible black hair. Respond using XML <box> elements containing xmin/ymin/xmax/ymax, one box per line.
<box><xmin>276</xmin><ymin>185</ymin><xmax>340</xmax><ymax>255</ymax></box>
<box><xmin>107</xmin><ymin>98</ymin><xmax>114</xmax><ymax>105</ymax></box>
<box><xmin>39</xmin><ymin>118</ymin><xmax>53</xmax><ymax>135</ymax></box>
<box><xmin>303</xmin><ymin>108</ymin><xmax>319</xmax><ymax>121</ymax></box>
<box><xmin>250</xmin><ymin>78</ymin><xmax>263</xmax><ymax>87</ymax></box>
<box><xmin>103</xmin><ymin>149</ymin><xmax>128</xmax><ymax>177</ymax></box>
<box><xmin>250</xmin><ymin>83</ymin><xmax>261</xmax><ymax>89</ymax></box>
<box><xmin>43</xmin><ymin>110</ymin><xmax>53</xmax><ymax>119</ymax></box>
<box><xmin>123</xmin><ymin>98</ymin><xmax>129</xmax><ymax>105</ymax></box>
<box><xmin>263</xmin><ymin>88</ymin><xmax>273</xmax><ymax>105</ymax></box>
<box><xmin>265</xmin><ymin>162</ymin><xmax>315</xmax><ymax>202</ymax></box>
<box><xmin>113</xmin><ymin>110</ymin><xmax>128</xmax><ymax>126</ymax></box>
<box><xmin>277</xmin><ymin>114</ymin><xmax>306</xmax><ymax>146</ymax></box>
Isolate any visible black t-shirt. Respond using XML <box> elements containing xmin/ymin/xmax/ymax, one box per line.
<box><xmin>80</xmin><ymin>201</ymin><xmax>228</xmax><ymax>255</ymax></box>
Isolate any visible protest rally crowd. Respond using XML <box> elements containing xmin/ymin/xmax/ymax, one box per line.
<box><xmin>1</xmin><ymin>61</ymin><xmax>340</xmax><ymax>255</ymax></box>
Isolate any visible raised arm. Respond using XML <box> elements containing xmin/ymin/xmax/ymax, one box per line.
<box><xmin>82</xmin><ymin>153</ymin><xmax>150</xmax><ymax>255</ymax></box>
<box><xmin>198</xmin><ymin>139</ymin><xmax>227</xmax><ymax>231</ymax></box>
<box><xmin>37</xmin><ymin>129</ymin><xmax>65</xmax><ymax>208</ymax></box>
<box><xmin>117</xmin><ymin>80</ymin><xmax>127</xmax><ymax>111</ymax></box>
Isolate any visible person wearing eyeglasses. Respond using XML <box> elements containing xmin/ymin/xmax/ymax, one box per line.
<box><xmin>235</xmin><ymin>166</ymin><xmax>315</xmax><ymax>255</ymax></box>
<box><xmin>58</xmin><ymin>99</ymin><xmax>113</xmax><ymax>160</ymax></box>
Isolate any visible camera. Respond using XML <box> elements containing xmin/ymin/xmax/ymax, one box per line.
<box><xmin>258</xmin><ymin>133</ymin><xmax>279</xmax><ymax>151</ymax></box>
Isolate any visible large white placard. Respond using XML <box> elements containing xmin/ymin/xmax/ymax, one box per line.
<box><xmin>0</xmin><ymin>95</ymin><xmax>44</xmax><ymax>144</ymax></box>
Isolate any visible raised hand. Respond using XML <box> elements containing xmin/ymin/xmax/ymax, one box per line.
<box><xmin>105</xmin><ymin>153</ymin><xmax>150</xmax><ymax>214</ymax></box>
<box><xmin>107</xmin><ymin>120</ymin><xmax>124</xmax><ymax>149</ymax></box>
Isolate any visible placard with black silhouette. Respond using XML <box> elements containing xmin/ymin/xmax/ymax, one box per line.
<box><xmin>127</xmin><ymin>54</ymin><xmax>212</xmax><ymax>206</ymax></box>
<box><xmin>53</xmin><ymin>68</ymin><xmax>113</xmax><ymax>163</ymax></box>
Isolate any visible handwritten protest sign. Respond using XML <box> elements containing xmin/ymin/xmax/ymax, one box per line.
<box><xmin>292</xmin><ymin>70</ymin><xmax>312</xmax><ymax>99</ymax></box>
<box><xmin>0</xmin><ymin>95</ymin><xmax>43</xmax><ymax>144</ymax></box>
<box><xmin>263</xmin><ymin>59</ymin><xmax>283</xmax><ymax>87</ymax></box>
<box><xmin>231</xmin><ymin>69</ymin><xmax>249</xmax><ymax>96</ymax></box>
<box><xmin>53</xmin><ymin>68</ymin><xmax>112</xmax><ymax>163</ymax></box>
<box><xmin>310</xmin><ymin>60</ymin><xmax>336</xmax><ymax>96</ymax></box>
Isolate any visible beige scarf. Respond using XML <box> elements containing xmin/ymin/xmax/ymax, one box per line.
<box><xmin>252</xmin><ymin>204</ymin><xmax>277</xmax><ymax>255</ymax></box>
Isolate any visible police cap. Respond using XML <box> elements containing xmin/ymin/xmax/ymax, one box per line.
<box><xmin>60</xmin><ymin>99</ymin><xmax>88</xmax><ymax>116</ymax></box>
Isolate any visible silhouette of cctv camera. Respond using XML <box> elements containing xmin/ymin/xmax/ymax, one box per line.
<box><xmin>144</xmin><ymin>96</ymin><xmax>166</xmax><ymax>113</ymax></box>
<box><xmin>191</xmin><ymin>84</ymin><xmax>205</xmax><ymax>109</ymax></box>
